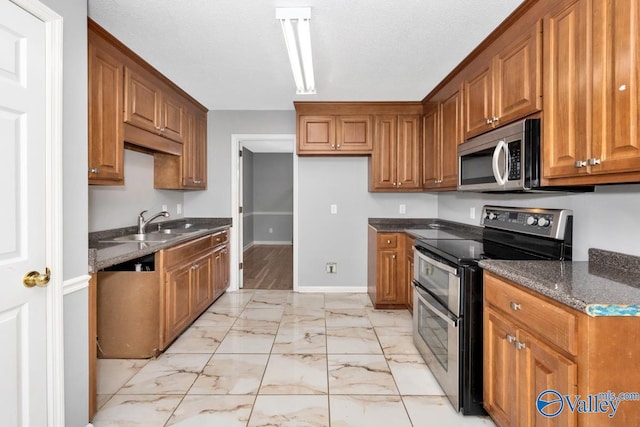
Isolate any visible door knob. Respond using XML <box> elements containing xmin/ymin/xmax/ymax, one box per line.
<box><xmin>23</xmin><ymin>267</ymin><xmax>51</xmax><ymax>288</ymax></box>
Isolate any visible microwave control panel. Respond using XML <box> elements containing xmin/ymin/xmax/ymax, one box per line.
<box><xmin>507</xmin><ymin>140</ymin><xmax>521</xmax><ymax>180</ymax></box>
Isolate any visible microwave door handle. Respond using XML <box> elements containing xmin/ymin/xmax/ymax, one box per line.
<box><xmin>492</xmin><ymin>140</ymin><xmax>508</xmax><ymax>185</ymax></box>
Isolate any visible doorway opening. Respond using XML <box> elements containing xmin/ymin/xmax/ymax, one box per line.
<box><xmin>230</xmin><ymin>134</ymin><xmax>298</xmax><ymax>291</ymax></box>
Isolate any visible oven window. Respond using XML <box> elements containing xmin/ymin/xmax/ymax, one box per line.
<box><xmin>417</xmin><ymin>257</ymin><xmax>453</xmax><ymax>306</ymax></box>
<box><xmin>417</xmin><ymin>299</ymin><xmax>449</xmax><ymax>370</ymax></box>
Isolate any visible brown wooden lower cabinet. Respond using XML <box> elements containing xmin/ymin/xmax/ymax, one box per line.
<box><xmin>405</xmin><ymin>236</ymin><xmax>415</xmax><ymax>312</ymax></box>
<box><xmin>484</xmin><ymin>271</ymin><xmax>640</xmax><ymax>426</ymax></box>
<box><xmin>90</xmin><ymin>228</ymin><xmax>230</xmax><ymax>421</ymax></box>
<box><xmin>367</xmin><ymin>228</ymin><xmax>407</xmax><ymax>308</ymax></box>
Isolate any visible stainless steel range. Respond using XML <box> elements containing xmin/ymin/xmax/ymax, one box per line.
<box><xmin>412</xmin><ymin>206</ymin><xmax>573</xmax><ymax>415</ymax></box>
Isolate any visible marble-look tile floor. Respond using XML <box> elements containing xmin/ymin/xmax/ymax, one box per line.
<box><xmin>93</xmin><ymin>290</ymin><xmax>495</xmax><ymax>427</ymax></box>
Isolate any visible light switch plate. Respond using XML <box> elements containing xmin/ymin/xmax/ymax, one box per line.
<box><xmin>399</xmin><ymin>204</ymin><xmax>406</xmax><ymax>214</ymax></box>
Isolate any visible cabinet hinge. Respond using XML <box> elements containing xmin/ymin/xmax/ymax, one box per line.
<box><xmin>239</xmin><ymin>149</ymin><xmax>243</xmax><ymax>157</ymax></box>
<box><xmin>239</xmin><ymin>262</ymin><xmax>243</xmax><ymax>270</ymax></box>
<box><xmin>239</xmin><ymin>206</ymin><xmax>243</xmax><ymax>214</ymax></box>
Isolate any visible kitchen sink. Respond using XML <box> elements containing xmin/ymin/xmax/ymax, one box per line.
<box><xmin>107</xmin><ymin>233</ymin><xmax>172</xmax><ymax>243</ymax></box>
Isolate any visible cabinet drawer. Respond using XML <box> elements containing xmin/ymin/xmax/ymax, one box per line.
<box><xmin>377</xmin><ymin>233</ymin><xmax>398</xmax><ymax>249</ymax></box>
<box><xmin>484</xmin><ymin>273</ymin><xmax>578</xmax><ymax>355</ymax></box>
<box><xmin>162</xmin><ymin>234</ymin><xmax>212</xmax><ymax>270</ymax></box>
<box><xmin>212</xmin><ymin>229</ymin><xmax>228</xmax><ymax>247</ymax></box>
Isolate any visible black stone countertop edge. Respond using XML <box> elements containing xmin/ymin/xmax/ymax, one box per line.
<box><xmin>479</xmin><ymin>248</ymin><xmax>640</xmax><ymax>316</ymax></box>
<box><xmin>368</xmin><ymin>217</ymin><xmax>484</xmax><ymax>238</ymax></box>
<box><xmin>88</xmin><ymin>217</ymin><xmax>232</xmax><ymax>273</ymax></box>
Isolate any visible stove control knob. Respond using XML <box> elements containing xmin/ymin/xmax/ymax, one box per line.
<box><xmin>538</xmin><ymin>217</ymin><xmax>550</xmax><ymax>227</ymax></box>
<box><xmin>526</xmin><ymin>216</ymin><xmax>537</xmax><ymax>226</ymax></box>
<box><xmin>487</xmin><ymin>212</ymin><xmax>498</xmax><ymax>220</ymax></box>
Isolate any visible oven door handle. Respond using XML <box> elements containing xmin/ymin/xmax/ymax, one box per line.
<box><xmin>413</xmin><ymin>281</ymin><xmax>458</xmax><ymax>328</ymax></box>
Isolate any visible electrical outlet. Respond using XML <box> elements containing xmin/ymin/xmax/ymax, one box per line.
<box><xmin>326</xmin><ymin>262</ymin><xmax>337</xmax><ymax>273</ymax></box>
<box><xmin>330</xmin><ymin>204</ymin><xmax>337</xmax><ymax>214</ymax></box>
<box><xmin>162</xmin><ymin>204</ymin><xmax>167</xmax><ymax>212</ymax></box>
<box><xmin>399</xmin><ymin>204</ymin><xmax>406</xmax><ymax>214</ymax></box>
<box><xmin>269</xmin><ymin>227</ymin><xmax>273</xmax><ymax>234</ymax></box>
<box><xmin>177</xmin><ymin>203</ymin><xmax>182</xmax><ymax>214</ymax></box>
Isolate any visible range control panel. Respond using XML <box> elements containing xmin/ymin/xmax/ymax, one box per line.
<box><xmin>481</xmin><ymin>206</ymin><xmax>572</xmax><ymax>240</ymax></box>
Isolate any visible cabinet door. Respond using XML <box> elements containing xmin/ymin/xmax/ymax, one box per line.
<box><xmin>191</xmin><ymin>252</ymin><xmax>214</xmax><ymax>316</ymax></box>
<box><xmin>484</xmin><ymin>308</ymin><xmax>518</xmax><ymax>427</ymax></box>
<box><xmin>164</xmin><ymin>264</ymin><xmax>192</xmax><ymax>346</ymax></box>
<box><xmin>543</xmin><ymin>0</ymin><xmax>590</xmax><ymax>179</ymax></box>
<box><xmin>88</xmin><ymin>33</ymin><xmax>124</xmax><ymax>184</ymax></box>
<box><xmin>124</xmin><ymin>67</ymin><xmax>161</xmax><ymax>134</ymax></box>
<box><xmin>464</xmin><ymin>64</ymin><xmax>493</xmax><ymax>139</ymax></box>
<box><xmin>336</xmin><ymin>115</ymin><xmax>373</xmax><ymax>153</ymax></box>
<box><xmin>405</xmin><ymin>237</ymin><xmax>414</xmax><ymax>311</ymax></box>
<box><xmin>422</xmin><ymin>104</ymin><xmax>440</xmax><ymax>189</ymax></box>
<box><xmin>591</xmin><ymin>0</ymin><xmax>640</xmax><ymax>174</ymax></box>
<box><xmin>160</xmin><ymin>91</ymin><xmax>185</xmax><ymax>143</ymax></box>
<box><xmin>518</xmin><ymin>330</ymin><xmax>577</xmax><ymax>427</ymax></box>
<box><xmin>371</xmin><ymin>115</ymin><xmax>398</xmax><ymax>190</ymax></box>
<box><xmin>378</xmin><ymin>249</ymin><xmax>400</xmax><ymax>303</ymax></box>
<box><xmin>213</xmin><ymin>245</ymin><xmax>230</xmax><ymax>298</ymax></box>
<box><xmin>494</xmin><ymin>21</ymin><xmax>542</xmax><ymax>127</ymax></box>
<box><xmin>298</xmin><ymin>115</ymin><xmax>335</xmax><ymax>153</ymax></box>
<box><xmin>440</xmin><ymin>86</ymin><xmax>463</xmax><ymax>189</ymax></box>
<box><xmin>181</xmin><ymin>108</ymin><xmax>207</xmax><ymax>189</ymax></box>
<box><xmin>396</xmin><ymin>115</ymin><xmax>421</xmax><ymax>189</ymax></box>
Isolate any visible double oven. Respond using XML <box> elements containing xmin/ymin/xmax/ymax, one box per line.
<box><xmin>412</xmin><ymin>206</ymin><xmax>573</xmax><ymax>415</ymax></box>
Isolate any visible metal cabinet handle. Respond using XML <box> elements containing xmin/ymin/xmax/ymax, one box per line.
<box><xmin>398</xmin><ymin>182</ymin><xmax>403</xmax><ymax>186</ymax></box>
<box><xmin>386</xmin><ymin>239</ymin><xmax>391</xmax><ymax>244</ymax></box>
<box><xmin>509</xmin><ymin>302</ymin><xmax>521</xmax><ymax>311</ymax></box>
<box><xmin>337</xmin><ymin>144</ymin><xmax>341</xmax><ymax>148</ymax></box>
<box><xmin>392</xmin><ymin>254</ymin><xmax>396</xmax><ymax>259</ymax></box>
<box><xmin>575</xmin><ymin>160</ymin><xmax>587</xmax><ymax>168</ymax></box>
<box><xmin>191</xmin><ymin>263</ymin><xmax>199</xmax><ymax>270</ymax></box>
<box><xmin>506</xmin><ymin>334</ymin><xmax>516</xmax><ymax>343</ymax></box>
<box><xmin>587</xmin><ymin>158</ymin><xmax>601</xmax><ymax>166</ymax></box>
<box><xmin>492</xmin><ymin>116</ymin><xmax>499</xmax><ymax>123</ymax></box>
<box><xmin>331</xmin><ymin>144</ymin><xmax>335</xmax><ymax>149</ymax></box>
<box><xmin>89</xmin><ymin>167</ymin><xmax>101</xmax><ymax>174</ymax></box>
<box><xmin>486</xmin><ymin>119</ymin><xmax>493</xmax><ymax>125</ymax></box>
<box><xmin>515</xmin><ymin>341</ymin><xmax>526</xmax><ymax>350</ymax></box>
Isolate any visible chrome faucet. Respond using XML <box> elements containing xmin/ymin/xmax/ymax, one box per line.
<box><xmin>137</xmin><ymin>210</ymin><xmax>170</xmax><ymax>234</ymax></box>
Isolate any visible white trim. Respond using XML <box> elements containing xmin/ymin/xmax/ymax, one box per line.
<box><xmin>63</xmin><ymin>275</ymin><xmax>91</xmax><ymax>296</ymax></box>
<box><xmin>243</xmin><ymin>241</ymin><xmax>255</xmax><ymax>251</ymax></box>
<box><xmin>231</xmin><ymin>134</ymin><xmax>298</xmax><ymax>293</ymax></box>
<box><xmin>10</xmin><ymin>0</ymin><xmax>66</xmax><ymax>425</ymax></box>
<box><xmin>296</xmin><ymin>286</ymin><xmax>368</xmax><ymax>293</ymax></box>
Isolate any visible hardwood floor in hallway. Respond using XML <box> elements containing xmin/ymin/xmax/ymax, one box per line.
<box><xmin>243</xmin><ymin>245</ymin><xmax>293</xmax><ymax>290</ymax></box>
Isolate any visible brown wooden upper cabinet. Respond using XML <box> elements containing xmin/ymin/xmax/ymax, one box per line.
<box><xmin>370</xmin><ymin>115</ymin><xmax>422</xmax><ymax>191</ymax></box>
<box><xmin>298</xmin><ymin>114</ymin><xmax>373</xmax><ymax>154</ymax></box>
<box><xmin>124</xmin><ymin>66</ymin><xmax>185</xmax><ymax>144</ymax></box>
<box><xmin>88</xmin><ymin>26</ymin><xmax>124</xmax><ymax>185</ymax></box>
<box><xmin>463</xmin><ymin>21</ymin><xmax>542</xmax><ymax>140</ymax></box>
<box><xmin>544</xmin><ymin>0</ymin><xmax>640</xmax><ymax>185</ymax></box>
<box><xmin>423</xmin><ymin>82</ymin><xmax>463</xmax><ymax>191</ymax></box>
<box><xmin>88</xmin><ymin>20</ymin><xmax>207</xmax><ymax>189</ymax></box>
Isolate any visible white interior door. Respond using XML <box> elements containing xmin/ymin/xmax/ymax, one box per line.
<box><xmin>238</xmin><ymin>146</ymin><xmax>244</xmax><ymax>288</ymax></box>
<box><xmin>0</xmin><ymin>1</ymin><xmax>55</xmax><ymax>425</ymax></box>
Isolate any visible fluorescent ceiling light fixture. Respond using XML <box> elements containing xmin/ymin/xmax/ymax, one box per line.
<box><xmin>276</xmin><ymin>7</ymin><xmax>316</xmax><ymax>94</ymax></box>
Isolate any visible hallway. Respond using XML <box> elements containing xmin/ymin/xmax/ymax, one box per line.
<box><xmin>242</xmin><ymin>245</ymin><xmax>293</xmax><ymax>290</ymax></box>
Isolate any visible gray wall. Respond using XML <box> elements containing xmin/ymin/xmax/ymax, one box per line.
<box><xmin>297</xmin><ymin>156</ymin><xmax>438</xmax><ymax>287</ymax></box>
<box><xmin>438</xmin><ymin>184</ymin><xmax>640</xmax><ymax>261</ymax></box>
<box><xmin>185</xmin><ymin>110</ymin><xmax>298</xmax><ymax>216</ymax></box>
<box><xmin>242</xmin><ymin>148</ymin><xmax>254</xmax><ymax>246</ymax></box>
<box><xmin>89</xmin><ymin>150</ymin><xmax>184</xmax><ymax>231</ymax></box>
<box><xmin>252</xmin><ymin>153</ymin><xmax>293</xmax><ymax>243</ymax></box>
<box><xmin>38</xmin><ymin>0</ymin><xmax>89</xmax><ymax>426</ymax></box>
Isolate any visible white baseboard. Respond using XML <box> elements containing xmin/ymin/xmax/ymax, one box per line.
<box><xmin>295</xmin><ymin>286</ymin><xmax>367</xmax><ymax>293</ymax></box>
<box><xmin>243</xmin><ymin>241</ymin><xmax>255</xmax><ymax>251</ymax></box>
<box><xmin>63</xmin><ymin>274</ymin><xmax>91</xmax><ymax>295</ymax></box>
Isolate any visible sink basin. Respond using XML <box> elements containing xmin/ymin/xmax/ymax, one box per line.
<box><xmin>107</xmin><ymin>233</ymin><xmax>171</xmax><ymax>243</ymax></box>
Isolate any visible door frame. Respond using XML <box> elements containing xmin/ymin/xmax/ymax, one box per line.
<box><xmin>230</xmin><ymin>134</ymin><xmax>298</xmax><ymax>291</ymax></box>
<box><xmin>9</xmin><ymin>0</ymin><xmax>65</xmax><ymax>425</ymax></box>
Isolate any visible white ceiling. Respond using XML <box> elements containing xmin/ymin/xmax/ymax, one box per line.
<box><xmin>87</xmin><ymin>0</ymin><xmax>524</xmax><ymax>111</ymax></box>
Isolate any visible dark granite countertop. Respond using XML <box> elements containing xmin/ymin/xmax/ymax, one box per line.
<box><xmin>479</xmin><ymin>249</ymin><xmax>640</xmax><ymax>317</ymax></box>
<box><xmin>88</xmin><ymin>217</ymin><xmax>231</xmax><ymax>273</ymax></box>
<box><xmin>368</xmin><ymin>218</ymin><xmax>483</xmax><ymax>239</ymax></box>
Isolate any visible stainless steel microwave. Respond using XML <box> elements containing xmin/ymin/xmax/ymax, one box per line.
<box><xmin>458</xmin><ymin>119</ymin><xmax>541</xmax><ymax>192</ymax></box>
